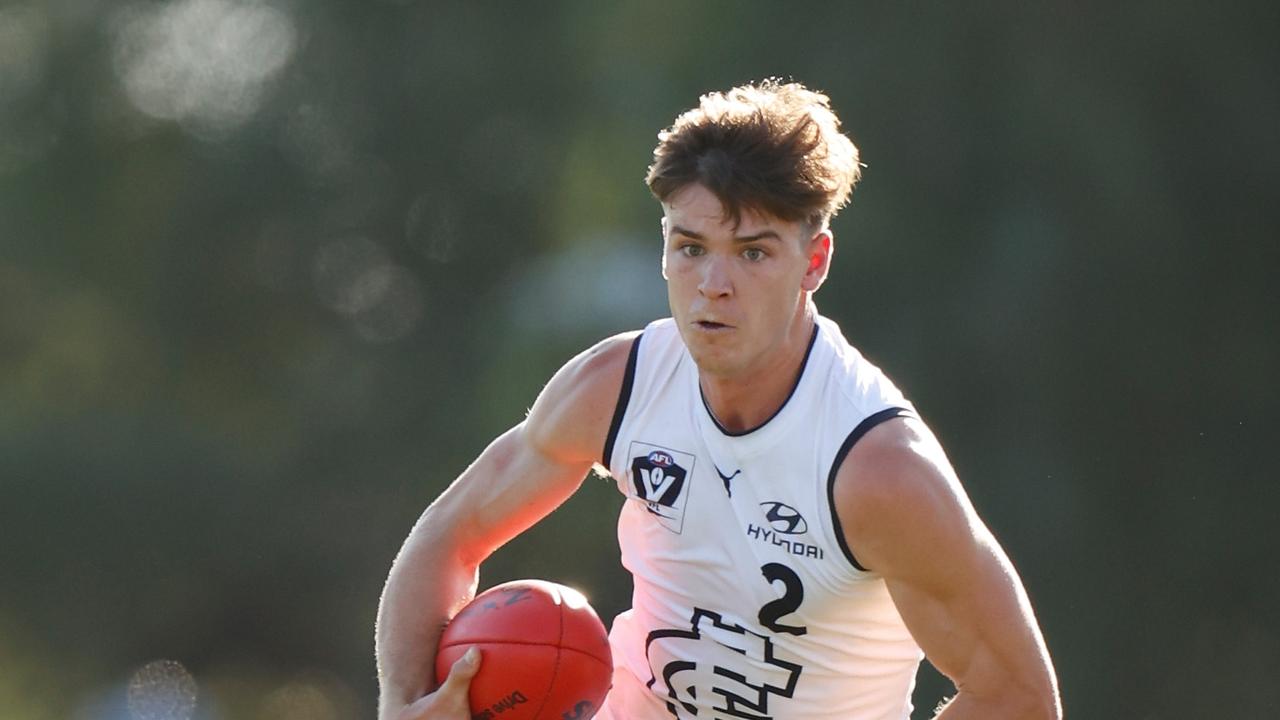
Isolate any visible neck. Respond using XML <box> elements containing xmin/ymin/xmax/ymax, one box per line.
<box><xmin>699</xmin><ymin>302</ymin><xmax>817</xmax><ymax>433</ymax></box>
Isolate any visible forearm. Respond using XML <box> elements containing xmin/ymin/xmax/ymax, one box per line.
<box><xmin>931</xmin><ymin>684</ymin><xmax>1060</xmax><ymax>720</ymax></box>
<box><xmin>375</xmin><ymin>518</ymin><xmax>480</xmax><ymax>716</ymax></box>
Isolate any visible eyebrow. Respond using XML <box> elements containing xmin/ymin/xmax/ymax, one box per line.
<box><xmin>669</xmin><ymin>225</ymin><xmax>783</xmax><ymax>243</ymax></box>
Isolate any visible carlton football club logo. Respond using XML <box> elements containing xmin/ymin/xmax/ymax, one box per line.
<box><xmin>628</xmin><ymin>441</ymin><xmax>696</xmax><ymax>534</ymax></box>
<box><xmin>645</xmin><ymin>607</ymin><xmax>802</xmax><ymax>719</ymax></box>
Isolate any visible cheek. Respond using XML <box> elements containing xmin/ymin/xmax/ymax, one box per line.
<box><xmin>754</xmin><ymin>270</ymin><xmax>803</xmax><ymax>319</ymax></box>
<box><xmin>664</xmin><ymin>257</ymin><xmax>695</xmax><ymax>288</ymax></box>
<box><xmin>664</xmin><ymin>264</ymin><xmax>691</xmax><ymax>308</ymax></box>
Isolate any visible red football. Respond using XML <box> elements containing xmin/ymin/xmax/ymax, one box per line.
<box><xmin>435</xmin><ymin>579</ymin><xmax>613</xmax><ymax>720</ymax></box>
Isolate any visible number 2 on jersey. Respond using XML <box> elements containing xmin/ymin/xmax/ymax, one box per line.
<box><xmin>758</xmin><ymin>562</ymin><xmax>807</xmax><ymax>636</ymax></box>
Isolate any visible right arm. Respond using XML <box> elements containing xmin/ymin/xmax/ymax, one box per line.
<box><xmin>375</xmin><ymin>332</ymin><xmax>637</xmax><ymax>720</ymax></box>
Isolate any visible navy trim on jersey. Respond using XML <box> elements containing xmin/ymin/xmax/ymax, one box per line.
<box><xmin>827</xmin><ymin>406</ymin><xmax>914</xmax><ymax>572</ymax></box>
<box><xmin>699</xmin><ymin>323</ymin><xmax>820</xmax><ymax>438</ymax></box>
<box><xmin>602</xmin><ymin>333</ymin><xmax>643</xmax><ymax>467</ymax></box>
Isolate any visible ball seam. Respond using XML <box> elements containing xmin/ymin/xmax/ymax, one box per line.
<box><xmin>529</xmin><ymin>588</ymin><xmax>565</xmax><ymax>720</ymax></box>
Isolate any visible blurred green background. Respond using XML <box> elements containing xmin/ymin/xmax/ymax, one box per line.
<box><xmin>1</xmin><ymin>1</ymin><xmax>1277</xmax><ymax>718</ymax></box>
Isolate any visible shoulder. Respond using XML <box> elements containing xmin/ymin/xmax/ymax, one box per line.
<box><xmin>551</xmin><ymin>331</ymin><xmax>641</xmax><ymax>392</ymax></box>
<box><xmin>814</xmin><ymin>315</ymin><xmax>913</xmax><ymax>412</ymax></box>
<box><xmin>523</xmin><ymin>331</ymin><xmax>642</xmax><ymax>465</ymax></box>
<box><xmin>831</xmin><ymin>415</ymin><xmax>984</xmax><ymax>581</ymax></box>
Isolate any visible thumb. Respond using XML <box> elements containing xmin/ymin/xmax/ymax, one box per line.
<box><xmin>442</xmin><ymin>646</ymin><xmax>482</xmax><ymax>690</ymax></box>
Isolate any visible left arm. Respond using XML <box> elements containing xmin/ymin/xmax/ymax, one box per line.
<box><xmin>833</xmin><ymin>416</ymin><xmax>1061</xmax><ymax>719</ymax></box>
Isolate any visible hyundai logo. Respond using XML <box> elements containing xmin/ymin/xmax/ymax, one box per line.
<box><xmin>759</xmin><ymin>501</ymin><xmax>807</xmax><ymax>535</ymax></box>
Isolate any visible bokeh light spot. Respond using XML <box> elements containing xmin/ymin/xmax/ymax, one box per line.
<box><xmin>126</xmin><ymin>660</ymin><xmax>197</xmax><ymax>720</ymax></box>
<box><xmin>349</xmin><ymin>265</ymin><xmax>426</xmax><ymax>343</ymax></box>
<box><xmin>312</xmin><ymin>237</ymin><xmax>387</xmax><ymax>313</ymax></box>
<box><xmin>311</xmin><ymin>238</ymin><xmax>426</xmax><ymax>343</ymax></box>
<box><xmin>281</xmin><ymin>103</ymin><xmax>354</xmax><ymax>184</ymax></box>
<box><xmin>111</xmin><ymin>0</ymin><xmax>297</xmax><ymax>136</ymax></box>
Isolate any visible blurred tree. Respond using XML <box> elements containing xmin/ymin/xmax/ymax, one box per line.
<box><xmin>0</xmin><ymin>1</ymin><xmax>1276</xmax><ymax>718</ymax></box>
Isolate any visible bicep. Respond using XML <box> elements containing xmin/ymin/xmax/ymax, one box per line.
<box><xmin>422</xmin><ymin>333</ymin><xmax>635</xmax><ymax>566</ymax></box>
<box><xmin>883</xmin><ymin>524</ymin><xmax>1045</xmax><ymax>697</ymax></box>
<box><xmin>838</xmin><ymin>418</ymin><xmax>1057</xmax><ymax>710</ymax></box>
<box><xmin>429</xmin><ymin>421</ymin><xmax>595</xmax><ymax>567</ymax></box>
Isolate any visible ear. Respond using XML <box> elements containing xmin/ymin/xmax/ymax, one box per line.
<box><xmin>801</xmin><ymin>230</ymin><xmax>833</xmax><ymax>293</ymax></box>
<box><xmin>660</xmin><ymin>216</ymin><xmax>670</xmax><ymax>280</ymax></box>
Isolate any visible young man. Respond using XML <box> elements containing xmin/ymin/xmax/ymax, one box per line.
<box><xmin>376</xmin><ymin>80</ymin><xmax>1061</xmax><ymax>720</ymax></box>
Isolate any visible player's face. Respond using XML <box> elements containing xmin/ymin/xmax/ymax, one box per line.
<box><xmin>661</xmin><ymin>183</ymin><xmax>830</xmax><ymax>379</ymax></box>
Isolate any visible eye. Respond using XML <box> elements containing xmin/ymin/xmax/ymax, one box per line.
<box><xmin>742</xmin><ymin>247</ymin><xmax>767</xmax><ymax>262</ymax></box>
<box><xmin>680</xmin><ymin>244</ymin><xmax>705</xmax><ymax>258</ymax></box>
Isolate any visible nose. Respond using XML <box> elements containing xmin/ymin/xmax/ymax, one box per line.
<box><xmin>697</xmin><ymin>254</ymin><xmax>733</xmax><ymax>298</ymax></box>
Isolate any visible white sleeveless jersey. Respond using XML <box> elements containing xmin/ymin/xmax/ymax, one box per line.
<box><xmin>597</xmin><ymin>316</ymin><xmax>924</xmax><ymax>720</ymax></box>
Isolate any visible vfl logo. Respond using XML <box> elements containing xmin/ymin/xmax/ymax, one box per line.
<box><xmin>637</xmin><ymin>451</ymin><xmax>684</xmax><ymax>506</ymax></box>
<box><xmin>628</xmin><ymin>442</ymin><xmax>696</xmax><ymax>534</ymax></box>
<box><xmin>759</xmin><ymin>501</ymin><xmax>807</xmax><ymax>535</ymax></box>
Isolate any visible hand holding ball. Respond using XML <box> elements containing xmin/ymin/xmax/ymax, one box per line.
<box><xmin>435</xmin><ymin>580</ymin><xmax>613</xmax><ymax>719</ymax></box>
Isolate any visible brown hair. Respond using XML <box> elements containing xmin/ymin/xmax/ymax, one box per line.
<box><xmin>646</xmin><ymin>79</ymin><xmax>862</xmax><ymax>229</ymax></box>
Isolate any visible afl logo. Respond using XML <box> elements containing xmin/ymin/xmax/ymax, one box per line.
<box><xmin>647</xmin><ymin>450</ymin><xmax>675</xmax><ymax>467</ymax></box>
<box><xmin>760</xmin><ymin>501</ymin><xmax>807</xmax><ymax>535</ymax></box>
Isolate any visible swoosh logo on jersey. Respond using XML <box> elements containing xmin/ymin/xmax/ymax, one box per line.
<box><xmin>714</xmin><ymin>464</ymin><xmax>741</xmax><ymax>497</ymax></box>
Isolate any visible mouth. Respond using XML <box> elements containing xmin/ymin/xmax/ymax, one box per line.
<box><xmin>693</xmin><ymin>320</ymin><xmax>733</xmax><ymax>331</ymax></box>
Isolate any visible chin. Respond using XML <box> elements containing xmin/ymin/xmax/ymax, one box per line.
<box><xmin>686</xmin><ymin>346</ymin><xmax>743</xmax><ymax>377</ymax></box>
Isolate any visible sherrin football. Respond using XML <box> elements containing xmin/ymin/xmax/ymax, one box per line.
<box><xmin>435</xmin><ymin>579</ymin><xmax>613</xmax><ymax>720</ymax></box>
